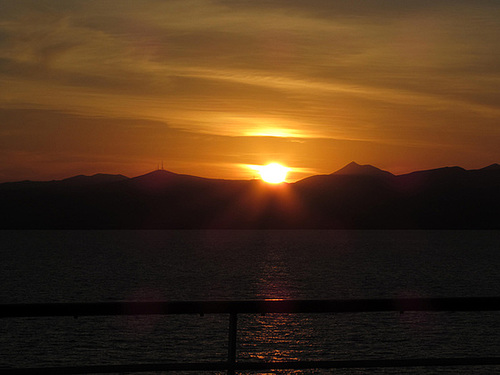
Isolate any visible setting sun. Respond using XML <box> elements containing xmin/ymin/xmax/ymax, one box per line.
<box><xmin>258</xmin><ymin>163</ymin><xmax>289</xmax><ymax>184</ymax></box>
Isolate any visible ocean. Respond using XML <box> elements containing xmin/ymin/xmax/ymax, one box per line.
<box><xmin>1</xmin><ymin>230</ymin><xmax>499</xmax><ymax>374</ymax></box>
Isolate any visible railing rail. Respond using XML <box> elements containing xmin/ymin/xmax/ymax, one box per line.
<box><xmin>1</xmin><ymin>297</ymin><xmax>499</xmax><ymax>374</ymax></box>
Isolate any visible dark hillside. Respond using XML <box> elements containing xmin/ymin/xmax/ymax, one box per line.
<box><xmin>1</xmin><ymin>163</ymin><xmax>499</xmax><ymax>229</ymax></box>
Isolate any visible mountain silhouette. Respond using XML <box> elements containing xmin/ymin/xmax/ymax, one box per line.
<box><xmin>61</xmin><ymin>173</ymin><xmax>129</xmax><ymax>186</ymax></box>
<box><xmin>1</xmin><ymin>163</ymin><xmax>498</xmax><ymax>229</ymax></box>
<box><xmin>479</xmin><ymin>163</ymin><xmax>500</xmax><ymax>171</ymax></box>
<box><xmin>332</xmin><ymin>161</ymin><xmax>394</xmax><ymax>177</ymax></box>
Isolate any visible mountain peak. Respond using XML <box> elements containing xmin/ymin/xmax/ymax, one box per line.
<box><xmin>130</xmin><ymin>169</ymin><xmax>178</xmax><ymax>183</ymax></box>
<box><xmin>128</xmin><ymin>169</ymin><xmax>211</xmax><ymax>191</ymax></box>
<box><xmin>135</xmin><ymin>169</ymin><xmax>177</xmax><ymax>179</ymax></box>
<box><xmin>481</xmin><ymin>163</ymin><xmax>500</xmax><ymax>171</ymax></box>
<box><xmin>332</xmin><ymin>162</ymin><xmax>394</xmax><ymax>177</ymax></box>
<box><xmin>61</xmin><ymin>173</ymin><xmax>129</xmax><ymax>186</ymax></box>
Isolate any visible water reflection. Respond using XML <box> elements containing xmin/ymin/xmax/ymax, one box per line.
<box><xmin>256</xmin><ymin>236</ymin><xmax>295</xmax><ymax>299</ymax></box>
<box><xmin>244</xmin><ymin>235</ymin><xmax>332</xmax><ymax>374</ymax></box>
<box><xmin>236</xmin><ymin>311</ymin><xmax>500</xmax><ymax>375</ymax></box>
<box><xmin>239</xmin><ymin>314</ymin><xmax>318</xmax><ymax>375</ymax></box>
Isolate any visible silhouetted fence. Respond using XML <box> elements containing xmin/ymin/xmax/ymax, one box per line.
<box><xmin>1</xmin><ymin>298</ymin><xmax>499</xmax><ymax>374</ymax></box>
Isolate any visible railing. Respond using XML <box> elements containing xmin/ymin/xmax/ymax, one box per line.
<box><xmin>1</xmin><ymin>298</ymin><xmax>499</xmax><ymax>374</ymax></box>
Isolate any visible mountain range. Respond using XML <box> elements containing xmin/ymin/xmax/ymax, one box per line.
<box><xmin>1</xmin><ymin>162</ymin><xmax>499</xmax><ymax>229</ymax></box>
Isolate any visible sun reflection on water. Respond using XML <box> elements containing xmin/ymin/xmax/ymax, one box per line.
<box><xmin>239</xmin><ymin>314</ymin><xmax>309</xmax><ymax>362</ymax></box>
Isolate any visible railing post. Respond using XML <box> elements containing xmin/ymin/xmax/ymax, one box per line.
<box><xmin>227</xmin><ymin>312</ymin><xmax>238</xmax><ymax>375</ymax></box>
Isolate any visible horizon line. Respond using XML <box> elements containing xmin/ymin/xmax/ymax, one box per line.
<box><xmin>1</xmin><ymin>161</ymin><xmax>499</xmax><ymax>185</ymax></box>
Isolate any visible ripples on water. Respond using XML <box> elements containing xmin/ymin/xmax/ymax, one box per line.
<box><xmin>1</xmin><ymin>230</ymin><xmax>499</xmax><ymax>374</ymax></box>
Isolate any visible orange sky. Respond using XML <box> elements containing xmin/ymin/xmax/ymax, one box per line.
<box><xmin>1</xmin><ymin>0</ymin><xmax>499</xmax><ymax>182</ymax></box>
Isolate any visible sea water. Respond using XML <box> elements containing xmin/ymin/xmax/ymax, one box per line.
<box><xmin>1</xmin><ymin>230</ymin><xmax>499</xmax><ymax>374</ymax></box>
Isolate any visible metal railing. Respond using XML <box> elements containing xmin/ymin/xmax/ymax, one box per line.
<box><xmin>1</xmin><ymin>297</ymin><xmax>499</xmax><ymax>374</ymax></box>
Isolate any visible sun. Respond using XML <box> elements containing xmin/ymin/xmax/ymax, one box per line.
<box><xmin>258</xmin><ymin>163</ymin><xmax>289</xmax><ymax>184</ymax></box>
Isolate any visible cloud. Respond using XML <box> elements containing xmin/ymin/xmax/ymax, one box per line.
<box><xmin>2</xmin><ymin>0</ymin><xmax>499</xmax><ymax>107</ymax></box>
